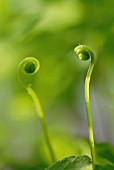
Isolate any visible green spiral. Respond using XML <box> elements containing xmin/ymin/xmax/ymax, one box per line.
<box><xmin>74</xmin><ymin>45</ymin><xmax>96</xmax><ymax>168</ymax></box>
<box><xmin>74</xmin><ymin>45</ymin><xmax>94</xmax><ymax>62</ymax></box>
<box><xmin>17</xmin><ymin>57</ymin><xmax>56</xmax><ymax>163</ymax></box>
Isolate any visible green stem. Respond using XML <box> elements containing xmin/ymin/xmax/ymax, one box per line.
<box><xmin>17</xmin><ymin>57</ymin><xmax>56</xmax><ymax>163</ymax></box>
<box><xmin>74</xmin><ymin>45</ymin><xmax>96</xmax><ymax>168</ymax></box>
<box><xmin>85</xmin><ymin>59</ymin><xmax>96</xmax><ymax>167</ymax></box>
<box><xmin>27</xmin><ymin>86</ymin><xmax>56</xmax><ymax>162</ymax></box>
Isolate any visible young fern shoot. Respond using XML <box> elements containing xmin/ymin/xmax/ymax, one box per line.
<box><xmin>74</xmin><ymin>45</ymin><xmax>96</xmax><ymax>167</ymax></box>
<box><xmin>17</xmin><ymin>57</ymin><xmax>56</xmax><ymax>162</ymax></box>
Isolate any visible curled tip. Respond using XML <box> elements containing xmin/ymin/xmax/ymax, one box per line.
<box><xmin>74</xmin><ymin>45</ymin><xmax>94</xmax><ymax>61</ymax></box>
<box><xmin>19</xmin><ymin>57</ymin><xmax>40</xmax><ymax>75</ymax></box>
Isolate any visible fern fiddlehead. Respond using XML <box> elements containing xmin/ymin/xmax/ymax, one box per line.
<box><xmin>74</xmin><ymin>45</ymin><xmax>96</xmax><ymax>168</ymax></box>
<box><xmin>17</xmin><ymin>57</ymin><xmax>56</xmax><ymax>162</ymax></box>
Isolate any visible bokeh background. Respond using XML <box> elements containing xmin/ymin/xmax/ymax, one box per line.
<box><xmin>0</xmin><ymin>0</ymin><xmax>114</xmax><ymax>169</ymax></box>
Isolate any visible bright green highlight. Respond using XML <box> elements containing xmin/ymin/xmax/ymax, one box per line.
<box><xmin>74</xmin><ymin>45</ymin><xmax>96</xmax><ymax>167</ymax></box>
<box><xmin>17</xmin><ymin>57</ymin><xmax>56</xmax><ymax>163</ymax></box>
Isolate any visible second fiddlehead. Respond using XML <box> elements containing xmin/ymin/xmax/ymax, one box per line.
<box><xmin>17</xmin><ymin>57</ymin><xmax>56</xmax><ymax>162</ymax></box>
<box><xmin>74</xmin><ymin>45</ymin><xmax>96</xmax><ymax>168</ymax></box>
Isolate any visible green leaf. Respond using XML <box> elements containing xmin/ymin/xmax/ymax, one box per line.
<box><xmin>96</xmin><ymin>143</ymin><xmax>114</xmax><ymax>165</ymax></box>
<box><xmin>45</xmin><ymin>156</ymin><xmax>75</xmax><ymax>170</ymax></box>
<box><xmin>45</xmin><ymin>155</ymin><xmax>92</xmax><ymax>170</ymax></box>
<box><xmin>95</xmin><ymin>164</ymin><xmax>114</xmax><ymax>170</ymax></box>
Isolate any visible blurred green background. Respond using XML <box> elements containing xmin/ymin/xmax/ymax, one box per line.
<box><xmin>0</xmin><ymin>0</ymin><xmax>114</xmax><ymax>169</ymax></box>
